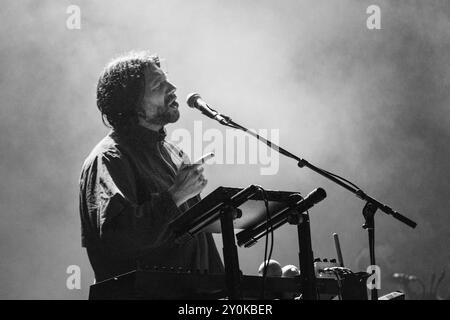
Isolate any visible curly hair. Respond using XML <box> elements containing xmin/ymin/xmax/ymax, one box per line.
<box><xmin>96</xmin><ymin>51</ymin><xmax>160</xmax><ymax>132</ymax></box>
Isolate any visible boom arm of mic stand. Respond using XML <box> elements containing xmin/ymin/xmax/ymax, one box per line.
<box><xmin>216</xmin><ymin>115</ymin><xmax>417</xmax><ymax>229</ymax></box>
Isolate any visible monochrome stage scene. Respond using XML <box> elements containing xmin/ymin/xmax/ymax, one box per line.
<box><xmin>1</xmin><ymin>0</ymin><xmax>449</xmax><ymax>301</ymax></box>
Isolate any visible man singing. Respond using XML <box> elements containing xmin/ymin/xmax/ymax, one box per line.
<box><xmin>79</xmin><ymin>51</ymin><xmax>224</xmax><ymax>284</ymax></box>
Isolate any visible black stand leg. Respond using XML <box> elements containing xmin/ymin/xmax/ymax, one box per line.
<box><xmin>363</xmin><ymin>202</ymin><xmax>378</xmax><ymax>300</ymax></box>
<box><xmin>220</xmin><ymin>206</ymin><xmax>242</xmax><ymax>300</ymax></box>
<box><xmin>296</xmin><ymin>213</ymin><xmax>318</xmax><ymax>300</ymax></box>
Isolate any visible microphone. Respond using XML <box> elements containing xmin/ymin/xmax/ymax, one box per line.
<box><xmin>292</xmin><ymin>187</ymin><xmax>327</xmax><ymax>216</ymax></box>
<box><xmin>236</xmin><ymin>188</ymin><xmax>326</xmax><ymax>247</ymax></box>
<box><xmin>186</xmin><ymin>93</ymin><xmax>228</xmax><ymax>124</ymax></box>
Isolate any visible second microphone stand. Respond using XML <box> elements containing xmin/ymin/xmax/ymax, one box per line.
<box><xmin>210</xmin><ymin>111</ymin><xmax>417</xmax><ymax>300</ymax></box>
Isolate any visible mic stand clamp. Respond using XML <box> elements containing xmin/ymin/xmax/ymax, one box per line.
<box><xmin>297</xmin><ymin>160</ymin><xmax>308</xmax><ymax>168</ymax></box>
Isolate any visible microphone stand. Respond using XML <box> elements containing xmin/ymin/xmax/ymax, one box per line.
<box><xmin>212</xmin><ymin>113</ymin><xmax>417</xmax><ymax>300</ymax></box>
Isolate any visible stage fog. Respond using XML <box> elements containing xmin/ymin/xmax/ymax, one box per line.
<box><xmin>0</xmin><ymin>0</ymin><xmax>449</xmax><ymax>299</ymax></box>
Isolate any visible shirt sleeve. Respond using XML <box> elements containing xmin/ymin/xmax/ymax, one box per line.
<box><xmin>81</xmin><ymin>149</ymin><xmax>182</xmax><ymax>260</ymax></box>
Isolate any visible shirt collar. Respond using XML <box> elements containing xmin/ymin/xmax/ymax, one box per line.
<box><xmin>133</xmin><ymin>125</ymin><xmax>167</xmax><ymax>144</ymax></box>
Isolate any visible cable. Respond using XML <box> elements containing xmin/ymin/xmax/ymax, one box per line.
<box><xmin>260</xmin><ymin>187</ymin><xmax>269</xmax><ymax>299</ymax></box>
<box><xmin>315</xmin><ymin>166</ymin><xmax>362</xmax><ymax>190</ymax></box>
<box><xmin>331</xmin><ymin>269</ymin><xmax>343</xmax><ymax>301</ymax></box>
<box><xmin>263</xmin><ymin>188</ymin><xmax>274</xmax><ymax>278</ymax></box>
<box><xmin>222</xmin><ymin>117</ymin><xmax>370</xmax><ymax>208</ymax></box>
<box><xmin>257</xmin><ymin>186</ymin><xmax>274</xmax><ymax>299</ymax></box>
<box><xmin>324</xmin><ymin>267</ymin><xmax>354</xmax><ymax>300</ymax></box>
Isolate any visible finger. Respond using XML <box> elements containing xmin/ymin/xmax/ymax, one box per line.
<box><xmin>197</xmin><ymin>178</ymin><xmax>208</xmax><ymax>187</ymax></box>
<box><xmin>196</xmin><ymin>167</ymin><xmax>205</xmax><ymax>174</ymax></box>
<box><xmin>193</xmin><ymin>153</ymin><xmax>215</xmax><ymax>165</ymax></box>
<box><xmin>181</xmin><ymin>163</ymin><xmax>202</xmax><ymax>172</ymax></box>
<box><xmin>179</xmin><ymin>161</ymin><xmax>190</xmax><ymax>170</ymax></box>
<box><xmin>186</xmin><ymin>165</ymin><xmax>204</xmax><ymax>178</ymax></box>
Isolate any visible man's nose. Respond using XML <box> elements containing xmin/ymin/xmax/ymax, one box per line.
<box><xmin>167</xmin><ymin>80</ymin><xmax>176</xmax><ymax>93</ymax></box>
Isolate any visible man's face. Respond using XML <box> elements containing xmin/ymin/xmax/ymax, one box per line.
<box><xmin>138</xmin><ymin>65</ymin><xmax>180</xmax><ymax>126</ymax></box>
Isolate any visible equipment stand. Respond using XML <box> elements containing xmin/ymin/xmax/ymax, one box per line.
<box><xmin>220</xmin><ymin>205</ymin><xmax>243</xmax><ymax>300</ymax></box>
<box><xmin>289</xmin><ymin>212</ymin><xmax>318</xmax><ymax>300</ymax></box>
<box><xmin>362</xmin><ymin>202</ymin><xmax>378</xmax><ymax>300</ymax></box>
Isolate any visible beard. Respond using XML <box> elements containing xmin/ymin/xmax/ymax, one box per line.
<box><xmin>159</xmin><ymin>106</ymin><xmax>180</xmax><ymax>124</ymax></box>
<box><xmin>148</xmin><ymin>103</ymin><xmax>180</xmax><ymax>125</ymax></box>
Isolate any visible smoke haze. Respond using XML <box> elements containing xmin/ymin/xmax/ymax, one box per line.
<box><xmin>0</xmin><ymin>0</ymin><xmax>449</xmax><ymax>299</ymax></box>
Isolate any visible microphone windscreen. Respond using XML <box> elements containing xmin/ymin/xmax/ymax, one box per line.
<box><xmin>186</xmin><ymin>93</ymin><xmax>201</xmax><ymax>108</ymax></box>
<box><xmin>306</xmin><ymin>187</ymin><xmax>327</xmax><ymax>205</ymax></box>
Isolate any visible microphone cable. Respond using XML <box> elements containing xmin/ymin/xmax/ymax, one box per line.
<box><xmin>257</xmin><ymin>186</ymin><xmax>274</xmax><ymax>300</ymax></box>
